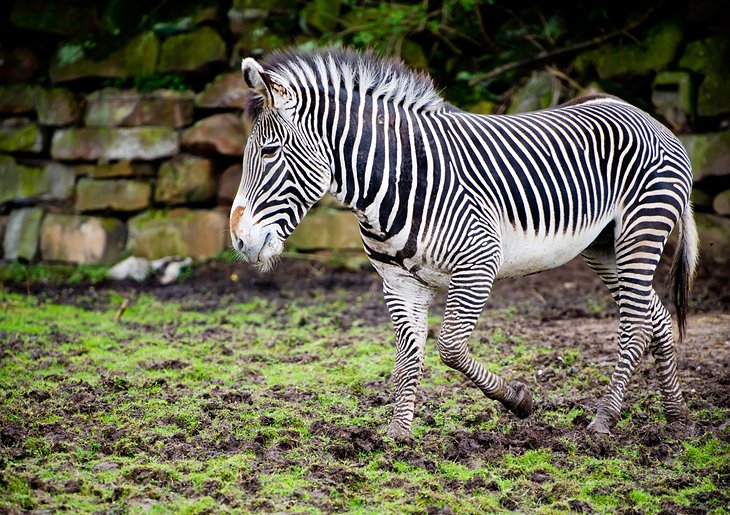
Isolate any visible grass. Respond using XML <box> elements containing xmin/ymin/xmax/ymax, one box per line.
<box><xmin>0</xmin><ymin>273</ymin><xmax>728</xmax><ymax>513</ymax></box>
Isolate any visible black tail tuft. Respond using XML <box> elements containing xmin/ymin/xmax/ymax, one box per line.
<box><xmin>669</xmin><ymin>205</ymin><xmax>699</xmax><ymax>343</ymax></box>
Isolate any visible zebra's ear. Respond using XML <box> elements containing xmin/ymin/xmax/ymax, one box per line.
<box><xmin>241</xmin><ymin>58</ymin><xmax>273</xmax><ymax>106</ymax></box>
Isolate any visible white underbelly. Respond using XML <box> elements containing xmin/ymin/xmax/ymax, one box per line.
<box><xmin>497</xmin><ymin>222</ymin><xmax>610</xmax><ymax>279</ymax></box>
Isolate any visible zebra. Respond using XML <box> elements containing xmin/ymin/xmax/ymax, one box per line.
<box><xmin>229</xmin><ymin>48</ymin><xmax>699</xmax><ymax>440</ymax></box>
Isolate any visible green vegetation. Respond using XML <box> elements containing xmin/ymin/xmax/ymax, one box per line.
<box><xmin>0</xmin><ymin>279</ymin><xmax>727</xmax><ymax>513</ymax></box>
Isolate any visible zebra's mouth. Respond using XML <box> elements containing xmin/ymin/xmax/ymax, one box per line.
<box><xmin>253</xmin><ymin>231</ymin><xmax>283</xmax><ymax>273</ymax></box>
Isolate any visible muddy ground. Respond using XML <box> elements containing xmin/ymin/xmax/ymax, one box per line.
<box><xmin>1</xmin><ymin>253</ymin><xmax>729</xmax><ymax>513</ymax></box>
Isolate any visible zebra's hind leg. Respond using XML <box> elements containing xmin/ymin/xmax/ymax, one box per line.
<box><xmin>583</xmin><ymin>241</ymin><xmax>688</xmax><ymax>431</ymax></box>
<box><xmin>438</xmin><ymin>265</ymin><xmax>533</xmax><ymax>420</ymax></box>
<box><xmin>585</xmin><ymin>224</ymin><xmax>672</xmax><ymax>434</ymax></box>
<box><xmin>647</xmin><ymin>292</ymin><xmax>688</xmax><ymax>422</ymax></box>
<box><xmin>381</xmin><ymin>271</ymin><xmax>436</xmax><ymax>441</ymax></box>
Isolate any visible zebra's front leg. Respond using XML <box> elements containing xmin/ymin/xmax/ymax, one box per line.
<box><xmin>382</xmin><ymin>275</ymin><xmax>436</xmax><ymax>441</ymax></box>
<box><xmin>438</xmin><ymin>266</ymin><xmax>533</xmax><ymax>419</ymax></box>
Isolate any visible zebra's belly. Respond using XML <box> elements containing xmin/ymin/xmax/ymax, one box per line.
<box><xmin>497</xmin><ymin>224</ymin><xmax>608</xmax><ymax>279</ymax></box>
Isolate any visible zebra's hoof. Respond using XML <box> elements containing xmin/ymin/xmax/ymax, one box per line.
<box><xmin>386</xmin><ymin>423</ymin><xmax>414</xmax><ymax>443</ymax></box>
<box><xmin>587</xmin><ymin>416</ymin><xmax>612</xmax><ymax>435</ymax></box>
<box><xmin>505</xmin><ymin>380</ymin><xmax>533</xmax><ymax>419</ymax></box>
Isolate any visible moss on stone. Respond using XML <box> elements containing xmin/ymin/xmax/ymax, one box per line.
<box><xmin>0</xmin><ymin>124</ymin><xmax>43</xmax><ymax>153</ymax></box>
<box><xmin>574</xmin><ymin>22</ymin><xmax>683</xmax><ymax>79</ymax></box>
<box><xmin>158</xmin><ymin>26</ymin><xmax>226</xmax><ymax>72</ymax></box>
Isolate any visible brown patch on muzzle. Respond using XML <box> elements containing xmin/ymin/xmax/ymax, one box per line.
<box><xmin>230</xmin><ymin>205</ymin><xmax>245</xmax><ymax>231</ymax></box>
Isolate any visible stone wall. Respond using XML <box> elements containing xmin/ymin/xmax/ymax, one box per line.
<box><xmin>0</xmin><ymin>1</ymin><xmax>729</xmax><ymax>265</ymax></box>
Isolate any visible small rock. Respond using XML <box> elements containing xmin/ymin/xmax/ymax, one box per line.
<box><xmin>158</xmin><ymin>257</ymin><xmax>193</xmax><ymax>285</ymax></box>
<box><xmin>92</xmin><ymin>461</ymin><xmax>119</xmax><ymax>472</ymax></box>
<box><xmin>107</xmin><ymin>256</ymin><xmax>152</xmax><ymax>282</ymax></box>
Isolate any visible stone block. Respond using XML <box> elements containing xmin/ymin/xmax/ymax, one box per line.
<box><xmin>51</xmin><ymin>127</ymin><xmax>179</xmax><ymax>161</ymax></box>
<box><xmin>695</xmin><ymin>213</ymin><xmax>730</xmax><ymax>264</ymax></box>
<box><xmin>74</xmin><ymin>161</ymin><xmax>155</xmax><ymax>178</ymax></box>
<box><xmin>40</xmin><ymin>214</ymin><xmax>127</xmax><ymax>264</ymax></box>
<box><xmin>0</xmin><ymin>122</ymin><xmax>44</xmax><ymax>153</ymax></box>
<box><xmin>712</xmin><ymin>189</ymin><xmax>730</xmax><ymax>216</ymax></box>
<box><xmin>84</xmin><ymin>89</ymin><xmax>194</xmax><ymax>128</ymax></box>
<box><xmin>75</xmin><ymin>179</ymin><xmax>152</xmax><ymax>212</ymax></box>
<box><xmin>287</xmin><ymin>208</ymin><xmax>362</xmax><ymax>251</ymax></box>
<box><xmin>679</xmin><ymin>131</ymin><xmax>730</xmax><ymax>181</ymax></box>
<box><xmin>652</xmin><ymin>71</ymin><xmax>693</xmax><ymax>133</ymax></box>
<box><xmin>127</xmin><ymin>208</ymin><xmax>227</xmax><ymax>259</ymax></box>
<box><xmin>182</xmin><ymin>113</ymin><xmax>247</xmax><ymax>156</ymax></box>
<box><xmin>158</xmin><ymin>26</ymin><xmax>227</xmax><ymax>73</ymax></box>
<box><xmin>3</xmin><ymin>207</ymin><xmax>44</xmax><ymax>261</ymax></box>
<box><xmin>679</xmin><ymin>36</ymin><xmax>730</xmax><ymax>117</ymax></box>
<box><xmin>155</xmin><ymin>156</ymin><xmax>216</xmax><ymax>205</ymax></box>
<box><xmin>0</xmin><ymin>158</ymin><xmax>75</xmax><ymax>205</ymax></box>
<box><xmin>218</xmin><ymin>164</ymin><xmax>242</xmax><ymax>203</ymax></box>
<box><xmin>36</xmin><ymin>88</ymin><xmax>80</xmax><ymax>126</ymax></box>
<box><xmin>195</xmin><ymin>73</ymin><xmax>246</xmax><ymax>109</ymax></box>
<box><xmin>574</xmin><ymin>22</ymin><xmax>683</xmax><ymax>79</ymax></box>
<box><xmin>50</xmin><ymin>31</ymin><xmax>159</xmax><ymax>83</ymax></box>
<box><xmin>0</xmin><ymin>84</ymin><xmax>40</xmax><ymax>115</ymax></box>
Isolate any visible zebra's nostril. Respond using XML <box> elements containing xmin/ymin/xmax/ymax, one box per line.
<box><xmin>233</xmin><ymin>237</ymin><xmax>244</xmax><ymax>252</ymax></box>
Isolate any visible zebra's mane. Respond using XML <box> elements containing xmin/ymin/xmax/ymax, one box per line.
<box><xmin>245</xmin><ymin>48</ymin><xmax>444</xmax><ymax>120</ymax></box>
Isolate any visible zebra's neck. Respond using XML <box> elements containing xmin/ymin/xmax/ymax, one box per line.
<box><xmin>324</xmin><ymin>96</ymin><xmax>447</xmax><ymax>240</ymax></box>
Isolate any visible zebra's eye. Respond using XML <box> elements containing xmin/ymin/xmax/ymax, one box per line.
<box><xmin>261</xmin><ymin>145</ymin><xmax>280</xmax><ymax>158</ymax></box>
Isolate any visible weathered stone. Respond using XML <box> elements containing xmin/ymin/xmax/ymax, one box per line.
<box><xmin>0</xmin><ymin>216</ymin><xmax>6</xmax><ymax>259</ymax></box>
<box><xmin>127</xmin><ymin>208</ymin><xmax>227</xmax><ymax>259</ymax></box>
<box><xmin>218</xmin><ymin>164</ymin><xmax>242</xmax><ymax>203</ymax></box>
<box><xmin>51</xmin><ymin>127</ymin><xmax>179</xmax><ymax>161</ymax></box>
<box><xmin>75</xmin><ymin>179</ymin><xmax>151</xmax><ymax>212</ymax></box>
<box><xmin>158</xmin><ymin>26</ymin><xmax>227</xmax><ymax>73</ymax></box>
<box><xmin>36</xmin><ymin>88</ymin><xmax>80</xmax><ymax>126</ymax></box>
<box><xmin>84</xmin><ymin>89</ymin><xmax>194</xmax><ymax>128</ymax></box>
<box><xmin>507</xmin><ymin>71</ymin><xmax>562</xmax><ymax>114</ymax></box>
<box><xmin>182</xmin><ymin>114</ymin><xmax>247</xmax><ymax>156</ymax></box>
<box><xmin>155</xmin><ymin>156</ymin><xmax>216</xmax><ymax>205</ymax></box>
<box><xmin>679</xmin><ymin>36</ymin><xmax>730</xmax><ymax>117</ymax></box>
<box><xmin>3</xmin><ymin>208</ymin><xmax>44</xmax><ymax>261</ymax></box>
<box><xmin>695</xmin><ymin>213</ymin><xmax>730</xmax><ymax>264</ymax></box>
<box><xmin>74</xmin><ymin>161</ymin><xmax>155</xmax><ymax>178</ymax></box>
<box><xmin>0</xmin><ymin>47</ymin><xmax>40</xmax><ymax>82</ymax></box>
<box><xmin>652</xmin><ymin>71</ymin><xmax>693</xmax><ymax>133</ymax></box>
<box><xmin>195</xmin><ymin>73</ymin><xmax>246</xmax><ymax>109</ymax></box>
<box><xmin>287</xmin><ymin>208</ymin><xmax>362</xmax><ymax>251</ymax></box>
<box><xmin>0</xmin><ymin>158</ymin><xmax>75</xmax><ymax>205</ymax></box>
<box><xmin>10</xmin><ymin>1</ymin><xmax>98</xmax><ymax>36</ymax></box>
<box><xmin>50</xmin><ymin>31</ymin><xmax>159</xmax><ymax>83</ymax></box>
<box><xmin>574</xmin><ymin>22</ymin><xmax>683</xmax><ymax>79</ymax></box>
<box><xmin>0</xmin><ymin>84</ymin><xmax>40</xmax><ymax>114</ymax></box>
<box><xmin>40</xmin><ymin>215</ymin><xmax>127</xmax><ymax>264</ymax></box>
<box><xmin>679</xmin><ymin>131</ymin><xmax>730</xmax><ymax>181</ymax></box>
<box><xmin>712</xmin><ymin>189</ymin><xmax>730</xmax><ymax>216</ymax></box>
<box><xmin>0</xmin><ymin>122</ymin><xmax>44</xmax><ymax>153</ymax></box>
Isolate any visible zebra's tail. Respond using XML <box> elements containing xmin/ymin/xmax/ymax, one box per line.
<box><xmin>669</xmin><ymin>202</ymin><xmax>699</xmax><ymax>343</ymax></box>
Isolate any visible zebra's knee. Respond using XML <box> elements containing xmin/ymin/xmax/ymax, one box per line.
<box><xmin>438</xmin><ymin>343</ymin><xmax>468</xmax><ymax>371</ymax></box>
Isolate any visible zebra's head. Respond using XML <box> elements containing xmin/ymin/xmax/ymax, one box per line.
<box><xmin>230</xmin><ymin>57</ymin><xmax>332</xmax><ymax>271</ymax></box>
